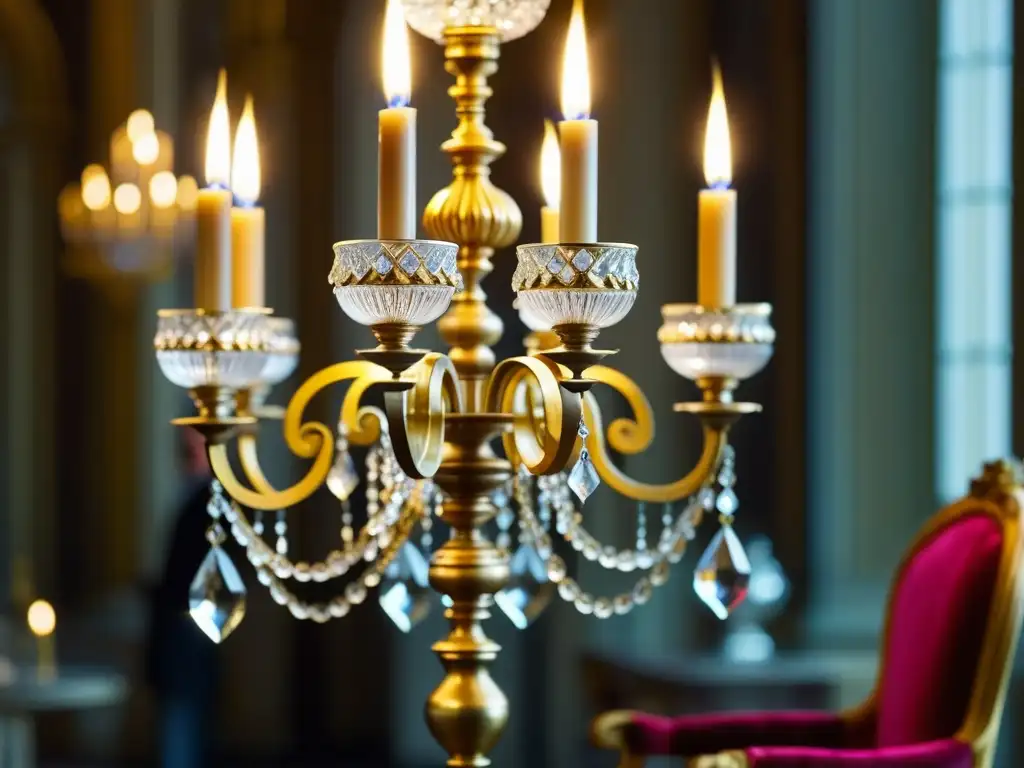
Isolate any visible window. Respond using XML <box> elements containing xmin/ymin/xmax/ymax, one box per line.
<box><xmin>936</xmin><ymin>0</ymin><xmax>1013</xmax><ymax>502</ymax></box>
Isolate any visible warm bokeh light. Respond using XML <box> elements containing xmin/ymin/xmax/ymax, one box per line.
<box><xmin>27</xmin><ymin>600</ymin><xmax>55</xmax><ymax>637</ymax></box>
<box><xmin>126</xmin><ymin>109</ymin><xmax>155</xmax><ymax>143</ymax></box>
<box><xmin>80</xmin><ymin>164</ymin><xmax>111</xmax><ymax>211</ymax></box>
<box><xmin>205</xmin><ymin>69</ymin><xmax>231</xmax><ymax>187</ymax></box>
<box><xmin>382</xmin><ymin>0</ymin><xmax>411</xmax><ymax>107</ymax></box>
<box><xmin>560</xmin><ymin>0</ymin><xmax>591</xmax><ymax>120</ymax></box>
<box><xmin>231</xmin><ymin>95</ymin><xmax>261</xmax><ymax>206</ymax></box>
<box><xmin>703</xmin><ymin>63</ymin><xmax>732</xmax><ymax>188</ymax></box>
<box><xmin>132</xmin><ymin>131</ymin><xmax>160</xmax><ymax>165</ymax></box>
<box><xmin>540</xmin><ymin>119</ymin><xmax>561</xmax><ymax>209</ymax></box>
<box><xmin>113</xmin><ymin>182</ymin><xmax>142</xmax><ymax>215</ymax></box>
<box><xmin>149</xmin><ymin>171</ymin><xmax>178</xmax><ymax>208</ymax></box>
<box><xmin>176</xmin><ymin>174</ymin><xmax>199</xmax><ymax>211</ymax></box>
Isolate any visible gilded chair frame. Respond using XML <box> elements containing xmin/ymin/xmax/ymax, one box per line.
<box><xmin>591</xmin><ymin>459</ymin><xmax>1024</xmax><ymax>768</ymax></box>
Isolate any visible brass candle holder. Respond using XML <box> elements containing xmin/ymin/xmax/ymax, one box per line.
<box><xmin>151</xmin><ymin>12</ymin><xmax>775</xmax><ymax>767</ymax></box>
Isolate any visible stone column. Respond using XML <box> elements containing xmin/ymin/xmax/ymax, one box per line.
<box><xmin>806</xmin><ymin>0</ymin><xmax>937</xmax><ymax>643</ymax></box>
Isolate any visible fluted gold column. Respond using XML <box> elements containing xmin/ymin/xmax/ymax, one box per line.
<box><xmin>421</xmin><ymin>26</ymin><xmax>521</xmax><ymax>767</ymax></box>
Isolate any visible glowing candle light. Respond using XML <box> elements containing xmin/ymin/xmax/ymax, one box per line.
<box><xmin>539</xmin><ymin>119</ymin><xmax>561</xmax><ymax>244</ymax></box>
<box><xmin>27</xmin><ymin>599</ymin><xmax>56</xmax><ymax>681</ymax></box>
<box><xmin>231</xmin><ymin>95</ymin><xmax>265</xmax><ymax>307</ymax></box>
<box><xmin>195</xmin><ymin>69</ymin><xmax>233</xmax><ymax>310</ymax></box>
<box><xmin>697</xmin><ymin>63</ymin><xmax>737</xmax><ymax>308</ymax></box>
<box><xmin>559</xmin><ymin>0</ymin><xmax>596</xmax><ymax>242</ymax></box>
<box><xmin>378</xmin><ymin>0</ymin><xmax>416</xmax><ymax>239</ymax></box>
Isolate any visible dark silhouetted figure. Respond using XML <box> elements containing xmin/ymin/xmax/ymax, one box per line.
<box><xmin>146</xmin><ymin>429</ymin><xmax>219</xmax><ymax>768</ymax></box>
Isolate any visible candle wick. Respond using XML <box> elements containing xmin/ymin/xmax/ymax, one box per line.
<box><xmin>387</xmin><ymin>95</ymin><xmax>409</xmax><ymax>109</ymax></box>
<box><xmin>710</xmin><ymin>180</ymin><xmax>731</xmax><ymax>191</ymax></box>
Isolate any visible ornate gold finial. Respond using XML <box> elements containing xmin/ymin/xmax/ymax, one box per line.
<box><xmin>423</xmin><ymin>26</ymin><xmax>523</xmax><ymax>409</ymax></box>
<box><xmin>970</xmin><ymin>458</ymin><xmax>1024</xmax><ymax>502</ymax></box>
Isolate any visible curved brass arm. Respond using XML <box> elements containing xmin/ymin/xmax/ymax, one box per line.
<box><xmin>210</xmin><ymin>360</ymin><xmax>392</xmax><ymax>511</ymax></box>
<box><xmin>485</xmin><ymin>354</ymin><xmax>582</xmax><ymax>475</ymax></box>
<box><xmin>385</xmin><ymin>353</ymin><xmax>463</xmax><ymax>479</ymax></box>
<box><xmin>582</xmin><ymin>365</ymin><xmax>727</xmax><ymax>503</ymax></box>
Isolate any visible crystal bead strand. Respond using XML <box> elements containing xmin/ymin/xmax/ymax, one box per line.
<box><xmin>421</xmin><ymin>489</ymin><xmax>436</xmax><ymax>552</ymax></box>
<box><xmin>340</xmin><ymin>497</ymin><xmax>354</xmax><ymax>545</ymax></box>
<box><xmin>248</xmin><ymin>496</ymin><xmax>421</xmax><ymax>624</ymax></box>
<box><xmin>275</xmin><ymin>510</ymin><xmax>288</xmax><ymax>555</ymax></box>
<box><xmin>516</xmin><ymin>489</ymin><xmax>675</xmax><ymax>622</ymax></box>
<box><xmin>254</xmin><ymin>510</ymin><xmax>265</xmax><ymax>536</ymax></box>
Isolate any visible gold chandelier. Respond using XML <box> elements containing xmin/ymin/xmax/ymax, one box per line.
<box><xmin>151</xmin><ymin>0</ymin><xmax>775</xmax><ymax>763</ymax></box>
<box><xmin>59</xmin><ymin>109</ymin><xmax>198</xmax><ymax>282</ymax></box>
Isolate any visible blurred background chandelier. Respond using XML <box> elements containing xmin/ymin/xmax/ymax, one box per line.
<box><xmin>151</xmin><ymin>0</ymin><xmax>776</xmax><ymax>763</ymax></box>
<box><xmin>58</xmin><ymin>108</ymin><xmax>198</xmax><ymax>281</ymax></box>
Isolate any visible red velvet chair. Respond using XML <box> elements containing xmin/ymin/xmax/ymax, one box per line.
<box><xmin>591</xmin><ymin>459</ymin><xmax>1024</xmax><ymax>768</ymax></box>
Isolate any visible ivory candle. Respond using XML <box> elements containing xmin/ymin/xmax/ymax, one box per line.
<box><xmin>558</xmin><ymin>0</ymin><xmax>597</xmax><ymax>243</ymax></box>
<box><xmin>540</xmin><ymin>119</ymin><xmax>561</xmax><ymax>243</ymax></box>
<box><xmin>196</xmin><ymin>69</ymin><xmax>232</xmax><ymax>310</ymax></box>
<box><xmin>27</xmin><ymin>600</ymin><xmax>56</xmax><ymax>682</ymax></box>
<box><xmin>378</xmin><ymin>0</ymin><xmax>416</xmax><ymax>240</ymax></box>
<box><xmin>697</xmin><ymin>65</ymin><xmax>737</xmax><ymax>308</ymax></box>
<box><xmin>231</xmin><ymin>95</ymin><xmax>265</xmax><ymax>307</ymax></box>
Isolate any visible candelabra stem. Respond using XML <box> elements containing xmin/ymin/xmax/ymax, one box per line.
<box><xmin>426</xmin><ymin>414</ymin><xmax>512</xmax><ymax>766</ymax></box>
<box><xmin>424</xmin><ymin>27</ymin><xmax>523</xmax><ymax>412</ymax></box>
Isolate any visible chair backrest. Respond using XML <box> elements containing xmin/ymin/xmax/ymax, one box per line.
<box><xmin>872</xmin><ymin>460</ymin><xmax>1024</xmax><ymax>760</ymax></box>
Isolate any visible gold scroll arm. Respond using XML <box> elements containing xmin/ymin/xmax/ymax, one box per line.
<box><xmin>485</xmin><ymin>354</ymin><xmax>582</xmax><ymax>475</ymax></box>
<box><xmin>384</xmin><ymin>353</ymin><xmax>463</xmax><ymax>479</ymax></box>
<box><xmin>210</xmin><ymin>360</ymin><xmax>392</xmax><ymax>511</ymax></box>
<box><xmin>583</xmin><ymin>364</ymin><xmax>726</xmax><ymax>503</ymax></box>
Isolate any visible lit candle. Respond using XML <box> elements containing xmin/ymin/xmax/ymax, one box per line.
<box><xmin>378</xmin><ymin>0</ymin><xmax>416</xmax><ymax>240</ymax></box>
<box><xmin>559</xmin><ymin>0</ymin><xmax>597</xmax><ymax>243</ymax></box>
<box><xmin>697</xmin><ymin>64</ymin><xmax>737</xmax><ymax>308</ymax></box>
<box><xmin>27</xmin><ymin>599</ymin><xmax>56</xmax><ymax>682</ymax></box>
<box><xmin>195</xmin><ymin>69</ymin><xmax>233</xmax><ymax>310</ymax></box>
<box><xmin>540</xmin><ymin>119</ymin><xmax>561</xmax><ymax>244</ymax></box>
<box><xmin>231</xmin><ymin>95</ymin><xmax>265</xmax><ymax>308</ymax></box>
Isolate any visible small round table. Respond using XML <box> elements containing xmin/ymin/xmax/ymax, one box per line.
<box><xmin>0</xmin><ymin>665</ymin><xmax>127</xmax><ymax>767</ymax></box>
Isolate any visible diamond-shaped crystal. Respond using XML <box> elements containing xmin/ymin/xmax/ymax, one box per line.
<box><xmin>398</xmin><ymin>249</ymin><xmax>421</xmax><ymax>275</ymax></box>
<box><xmin>590</xmin><ymin>253</ymin><xmax>611</xmax><ymax>278</ymax></box>
<box><xmin>379</xmin><ymin>542</ymin><xmax>432</xmax><ymax>632</ymax></box>
<box><xmin>567</xmin><ymin>448</ymin><xmax>600</xmax><ymax>503</ymax></box>
<box><xmin>571</xmin><ymin>249</ymin><xmax>593</xmax><ymax>271</ymax></box>
<box><xmin>693</xmin><ymin>525</ymin><xmax>751</xmax><ymax>620</ymax></box>
<box><xmin>374</xmin><ymin>253</ymin><xmax>393</xmax><ymax>275</ymax></box>
<box><xmin>494</xmin><ymin>544</ymin><xmax>553</xmax><ymax>629</ymax></box>
<box><xmin>424</xmin><ymin>246</ymin><xmax>444</xmax><ymax>274</ymax></box>
<box><xmin>189</xmin><ymin>546</ymin><xmax>247</xmax><ymax>643</ymax></box>
<box><xmin>546</xmin><ymin>253</ymin><xmax>566</xmax><ymax>274</ymax></box>
<box><xmin>557</xmin><ymin>264</ymin><xmax>576</xmax><ymax>284</ymax></box>
<box><xmin>326</xmin><ymin>449</ymin><xmax>360</xmax><ymax>500</ymax></box>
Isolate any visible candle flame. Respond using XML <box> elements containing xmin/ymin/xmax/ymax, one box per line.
<box><xmin>27</xmin><ymin>600</ymin><xmax>55</xmax><ymax>637</ymax></box>
<box><xmin>560</xmin><ymin>0</ymin><xmax>591</xmax><ymax>121</ymax></box>
<box><xmin>204</xmin><ymin>69</ymin><xmax>231</xmax><ymax>188</ymax></box>
<box><xmin>80</xmin><ymin>164</ymin><xmax>111</xmax><ymax>211</ymax></box>
<box><xmin>703</xmin><ymin>63</ymin><xmax>732</xmax><ymax>188</ymax></box>
<box><xmin>232</xmin><ymin>95</ymin><xmax>261</xmax><ymax>206</ymax></box>
<box><xmin>382</xmin><ymin>0</ymin><xmax>411</xmax><ymax>108</ymax></box>
<box><xmin>540</xmin><ymin>119</ymin><xmax>561</xmax><ymax>209</ymax></box>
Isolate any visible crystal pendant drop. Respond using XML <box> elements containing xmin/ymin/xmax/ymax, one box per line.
<box><xmin>693</xmin><ymin>525</ymin><xmax>751</xmax><ymax>620</ymax></box>
<box><xmin>326</xmin><ymin>445</ymin><xmax>360</xmax><ymax>501</ymax></box>
<box><xmin>378</xmin><ymin>542</ymin><xmax>433</xmax><ymax>632</ymax></box>
<box><xmin>189</xmin><ymin>545</ymin><xmax>247</xmax><ymax>643</ymax></box>
<box><xmin>494</xmin><ymin>543</ymin><xmax>553</xmax><ymax>629</ymax></box>
<box><xmin>567</xmin><ymin>421</ymin><xmax>599</xmax><ymax>503</ymax></box>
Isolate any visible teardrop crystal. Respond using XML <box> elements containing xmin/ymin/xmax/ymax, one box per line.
<box><xmin>693</xmin><ymin>525</ymin><xmax>751</xmax><ymax>620</ymax></box>
<box><xmin>189</xmin><ymin>546</ymin><xmax>247</xmax><ymax>643</ymax></box>
<box><xmin>495</xmin><ymin>544</ymin><xmax>553</xmax><ymax>629</ymax></box>
<box><xmin>567</xmin><ymin>448</ymin><xmax>600</xmax><ymax>503</ymax></box>
<box><xmin>326</xmin><ymin>448</ymin><xmax>360</xmax><ymax>501</ymax></box>
<box><xmin>378</xmin><ymin>542</ymin><xmax>433</xmax><ymax>632</ymax></box>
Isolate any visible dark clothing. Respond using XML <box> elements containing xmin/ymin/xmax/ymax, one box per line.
<box><xmin>146</xmin><ymin>478</ymin><xmax>220</xmax><ymax>768</ymax></box>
